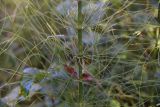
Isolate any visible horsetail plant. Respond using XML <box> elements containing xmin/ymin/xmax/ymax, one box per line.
<box><xmin>1</xmin><ymin>0</ymin><xmax>160</xmax><ymax>107</ymax></box>
<box><xmin>77</xmin><ymin>0</ymin><xmax>83</xmax><ymax>106</ymax></box>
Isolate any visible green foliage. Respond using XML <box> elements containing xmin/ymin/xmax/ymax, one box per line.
<box><xmin>0</xmin><ymin>0</ymin><xmax>160</xmax><ymax>107</ymax></box>
<box><xmin>110</xmin><ymin>100</ymin><xmax>120</xmax><ymax>107</ymax></box>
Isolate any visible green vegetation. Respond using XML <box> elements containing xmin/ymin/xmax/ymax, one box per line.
<box><xmin>0</xmin><ymin>0</ymin><xmax>160</xmax><ymax>107</ymax></box>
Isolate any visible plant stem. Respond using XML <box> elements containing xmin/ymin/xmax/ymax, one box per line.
<box><xmin>155</xmin><ymin>2</ymin><xmax>160</xmax><ymax>48</ymax></box>
<box><xmin>154</xmin><ymin>2</ymin><xmax>160</xmax><ymax>60</ymax></box>
<box><xmin>77</xmin><ymin>0</ymin><xmax>83</xmax><ymax>106</ymax></box>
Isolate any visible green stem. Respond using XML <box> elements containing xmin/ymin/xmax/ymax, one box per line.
<box><xmin>157</xmin><ymin>2</ymin><xmax>160</xmax><ymax>22</ymax></box>
<box><xmin>155</xmin><ymin>2</ymin><xmax>160</xmax><ymax>48</ymax></box>
<box><xmin>154</xmin><ymin>2</ymin><xmax>160</xmax><ymax>60</ymax></box>
<box><xmin>78</xmin><ymin>0</ymin><xmax>83</xmax><ymax>106</ymax></box>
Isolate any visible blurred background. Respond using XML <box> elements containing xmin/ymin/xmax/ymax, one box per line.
<box><xmin>0</xmin><ymin>0</ymin><xmax>160</xmax><ymax>107</ymax></box>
